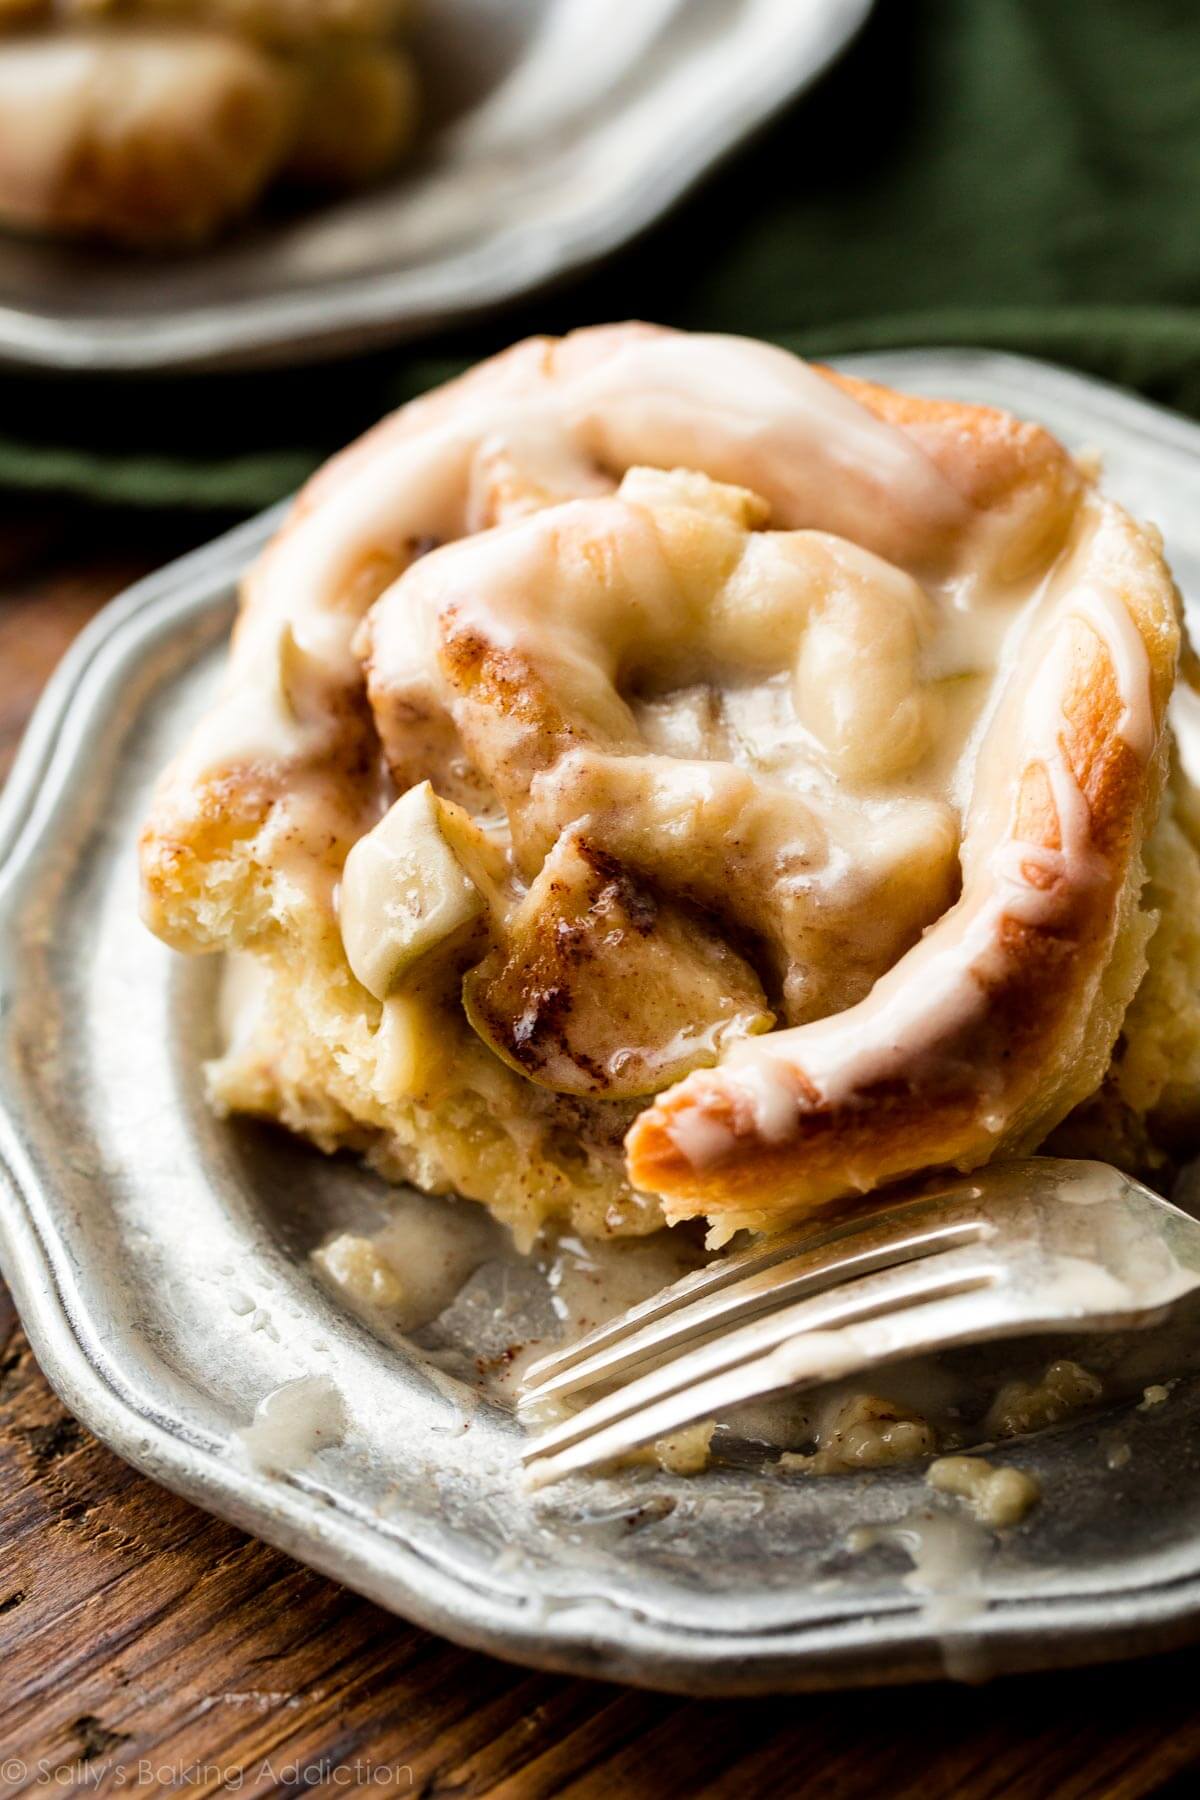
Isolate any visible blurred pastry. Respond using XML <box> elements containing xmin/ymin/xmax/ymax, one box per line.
<box><xmin>0</xmin><ymin>0</ymin><xmax>417</xmax><ymax>247</ymax></box>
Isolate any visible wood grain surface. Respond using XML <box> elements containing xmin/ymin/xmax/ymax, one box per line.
<box><xmin>1</xmin><ymin>507</ymin><xmax>1198</xmax><ymax>1799</ymax></box>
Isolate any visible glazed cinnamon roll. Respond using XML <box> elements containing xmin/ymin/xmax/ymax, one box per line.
<box><xmin>139</xmin><ymin>324</ymin><xmax>1200</xmax><ymax>1244</ymax></box>
<box><xmin>0</xmin><ymin>0</ymin><xmax>417</xmax><ymax>247</ymax></box>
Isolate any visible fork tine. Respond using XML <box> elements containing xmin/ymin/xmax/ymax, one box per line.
<box><xmin>522</xmin><ymin>1243</ymin><xmax>997</xmax><ymax>1468</ymax></box>
<box><xmin>521</xmin><ymin>1178</ymin><xmax>985</xmax><ymax>1394</ymax></box>
<box><xmin>524</xmin><ymin>1281</ymin><xmax>1011</xmax><ymax>1488</ymax></box>
<box><xmin>521</xmin><ymin>1215</ymin><xmax>989</xmax><ymax>1405</ymax></box>
<box><xmin>524</xmin><ymin>1157</ymin><xmax>1200</xmax><ymax>1485</ymax></box>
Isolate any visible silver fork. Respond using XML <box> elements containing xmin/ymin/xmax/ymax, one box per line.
<box><xmin>519</xmin><ymin>1158</ymin><xmax>1200</xmax><ymax>1486</ymax></box>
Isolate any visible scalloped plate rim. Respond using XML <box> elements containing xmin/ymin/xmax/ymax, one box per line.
<box><xmin>3</xmin><ymin>349</ymin><xmax>1200</xmax><ymax>1692</ymax></box>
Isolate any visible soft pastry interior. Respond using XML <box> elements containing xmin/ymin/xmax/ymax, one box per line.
<box><xmin>0</xmin><ymin>0</ymin><xmax>417</xmax><ymax>247</ymax></box>
<box><xmin>139</xmin><ymin>324</ymin><xmax>1200</xmax><ymax>1247</ymax></box>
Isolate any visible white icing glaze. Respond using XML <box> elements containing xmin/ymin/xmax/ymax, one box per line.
<box><xmin>663</xmin><ymin>502</ymin><xmax>1161</xmax><ymax>1162</ymax></box>
<box><xmin>849</xmin><ymin>1508</ymin><xmax>992</xmax><ymax>1665</ymax></box>
<box><xmin>157</xmin><ymin>327</ymin><xmax>1169</xmax><ymax>1202</ymax></box>
<box><xmin>730</xmin><ymin>1058</ymin><xmax>803</xmax><ymax>1145</ymax></box>
<box><xmin>662</xmin><ymin>1105</ymin><xmax>742</xmax><ymax>1170</ymax></box>
<box><xmin>234</xmin><ymin>1373</ymin><xmax>346</xmax><ymax>1473</ymax></box>
<box><xmin>1071</xmin><ymin>583</ymin><xmax>1155</xmax><ymax>760</ymax></box>
<box><xmin>364</xmin><ymin>468</ymin><xmax>971</xmax><ymax>1029</ymax></box>
<box><xmin>184</xmin><ymin>331</ymin><xmax>966</xmax><ymax>795</ymax></box>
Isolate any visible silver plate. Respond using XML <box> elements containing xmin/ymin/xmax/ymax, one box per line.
<box><xmin>0</xmin><ymin>0</ymin><xmax>871</xmax><ymax>373</ymax></box>
<box><xmin>5</xmin><ymin>350</ymin><xmax>1200</xmax><ymax>1695</ymax></box>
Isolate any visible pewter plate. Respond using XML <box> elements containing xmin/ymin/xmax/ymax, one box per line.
<box><xmin>5</xmin><ymin>350</ymin><xmax>1200</xmax><ymax>1695</ymax></box>
<box><xmin>0</xmin><ymin>0</ymin><xmax>871</xmax><ymax>373</ymax></box>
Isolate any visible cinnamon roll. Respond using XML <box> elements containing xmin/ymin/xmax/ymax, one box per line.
<box><xmin>139</xmin><ymin>324</ymin><xmax>1200</xmax><ymax>1244</ymax></box>
<box><xmin>0</xmin><ymin>0</ymin><xmax>417</xmax><ymax>247</ymax></box>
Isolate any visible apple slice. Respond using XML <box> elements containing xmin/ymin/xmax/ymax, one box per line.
<box><xmin>339</xmin><ymin>781</ymin><xmax>506</xmax><ymax>1000</ymax></box>
<box><xmin>463</xmin><ymin>832</ymin><xmax>773</xmax><ymax>1097</ymax></box>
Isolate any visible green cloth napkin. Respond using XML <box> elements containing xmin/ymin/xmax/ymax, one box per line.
<box><xmin>5</xmin><ymin>0</ymin><xmax>1200</xmax><ymax>512</ymax></box>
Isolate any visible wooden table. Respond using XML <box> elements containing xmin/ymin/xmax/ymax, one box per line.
<box><xmin>2</xmin><ymin>507</ymin><xmax>1199</xmax><ymax>1798</ymax></box>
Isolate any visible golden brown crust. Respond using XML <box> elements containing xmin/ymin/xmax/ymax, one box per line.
<box><xmin>627</xmin><ymin>647</ymin><xmax>1145</xmax><ymax>1203</ymax></box>
<box><xmin>626</xmin><ymin>503</ymin><xmax>1180</xmax><ymax>1225</ymax></box>
<box><xmin>819</xmin><ymin>368</ymin><xmax>1081</xmax><ymax>522</ymax></box>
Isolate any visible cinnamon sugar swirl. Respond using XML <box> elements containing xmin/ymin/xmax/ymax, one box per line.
<box><xmin>139</xmin><ymin>325</ymin><xmax>1200</xmax><ymax>1244</ymax></box>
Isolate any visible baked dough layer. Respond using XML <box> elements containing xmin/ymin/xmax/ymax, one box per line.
<box><xmin>139</xmin><ymin>324</ymin><xmax>1200</xmax><ymax>1244</ymax></box>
